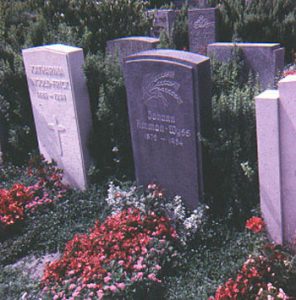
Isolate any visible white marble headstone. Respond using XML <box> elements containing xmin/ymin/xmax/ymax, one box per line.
<box><xmin>22</xmin><ymin>44</ymin><xmax>92</xmax><ymax>189</ymax></box>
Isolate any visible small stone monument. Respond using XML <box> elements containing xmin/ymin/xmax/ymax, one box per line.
<box><xmin>106</xmin><ymin>36</ymin><xmax>160</xmax><ymax>69</ymax></box>
<box><xmin>148</xmin><ymin>9</ymin><xmax>178</xmax><ymax>38</ymax></box>
<box><xmin>256</xmin><ymin>75</ymin><xmax>296</xmax><ymax>245</ymax></box>
<box><xmin>124</xmin><ymin>49</ymin><xmax>211</xmax><ymax>209</ymax></box>
<box><xmin>208</xmin><ymin>42</ymin><xmax>285</xmax><ymax>89</ymax></box>
<box><xmin>188</xmin><ymin>8</ymin><xmax>217</xmax><ymax>55</ymax></box>
<box><xmin>22</xmin><ymin>44</ymin><xmax>92</xmax><ymax>190</ymax></box>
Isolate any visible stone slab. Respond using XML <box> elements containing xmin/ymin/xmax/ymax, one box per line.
<box><xmin>208</xmin><ymin>42</ymin><xmax>285</xmax><ymax>89</ymax></box>
<box><xmin>278</xmin><ymin>75</ymin><xmax>296</xmax><ymax>243</ymax></box>
<box><xmin>148</xmin><ymin>9</ymin><xmax>178</xmax><ymax>38</ymax></box>
<box><xmin>106</xmin><ymin>36</ymin><xmax>160</xmax><ymax>69</ymax></box>
<box><xmin>255</xmin><ymin>90</ymin><xmax>283</xmax><ymax>244</ymax></box>
<box><xmin>188</xmin><ymin>8</ymin><xmax>217</xmax><ymax>55</ymax></box>
<box><xmin>22</xmin><ymin>44</ymin><xmax>92</xmax><ymax>190</ymax></box>
<box><xmin>124</xmin><ymin>49</ymin><xmax>211</xmax><ymax>209</ymax></box>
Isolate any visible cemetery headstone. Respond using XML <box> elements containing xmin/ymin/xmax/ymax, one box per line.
<box><xmin>124</xmin><ymin>49</ymin><xmax>211</xmax><ymax>209</ymax></box>
<box><xmin>208</xmin><ymin>42</ymin><xmax>285</xmax><ymax>89</ymax></box>
<box><xmin>148</xmin><ymin>9</ymin><xmax>178</xmax><ymax>38</ymax></box>
<box><xmin>188</xmin><ymin>8</ymin><xmax>217</xmax><ymax>55</ymax></box>
<box><xmin>22</xmin><ymin>44</ymin><xmax>92</xmax><ymax>190</ymax></box>
<box><xmin>106</xmin><ymin>36</ymin><xmax>160</xmax><ymax>69</ymax></box>
<box><xmin>256</xmin><ymin>76</ymin><xmax>296</xmax><ymax>245</ymax></box>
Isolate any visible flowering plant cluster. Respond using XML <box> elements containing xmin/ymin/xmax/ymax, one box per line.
<box><xmin>212</xmin><ymin>254</ymin><xmax>289</xmax><ymax>300</ymax></box>
<box><xmin>245</xmin><ymin>216</ymin><xmax>265</xmax><ymax>234</ymax></box>
<box><xmin>42</xmin><ymin>208</ymin><xmax>178</xmax><ymax>299</ymax></box>
<box><xmin>0</xmin><ymin>184</ymin><xmax>33</xmax><ymax>225</ymax></box>
<box><xmin>211</xmin><ymin>217</ymin><xmax>294</xmax><ymax>300</ymax></box>
<box><xmin>0</xmin><ymin>156</ymin><xmax>67</xmax><ymax>227</ymax></box>
<box><xmin>106</xmin><ymin>182</ymin><xmax>207</xmax><ymax>246</ymax></box>
<box><xmin>41</xmin><ymin>183</ymin><xmax>206</xmax><ymax>299</ymax></box>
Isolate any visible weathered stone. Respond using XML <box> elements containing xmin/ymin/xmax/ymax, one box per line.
<box><xmin>208</xmin><ymin>42</ymin><xmax>285</xmax><ymax>89</ymax></box>
<box><xmin>106</xmin><ymin>36</ymin><xmax>160</xmax><ymax>69</ymax></box>
<box><xmin>148</xmin><ymin>9</ymin><xmax>178</xmax><ymax>38</ymax></box>
<box><xmin>124</xmin><ymin>49</ymin><xmax>211</xmax><ymax>209</ymax></box>
<box><xmin>22</xmin><ymin>44</ymin><xmax>92</xmax><ymax>190</ymax></box>
<box><xmin>188</xmin><ymin>8</ymin><xmax>217</xmax><ymax>55</ymax></box>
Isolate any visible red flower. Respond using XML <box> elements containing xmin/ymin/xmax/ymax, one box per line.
<box><xmin>245</xmin><ymin>217</ymin><xmax>265</xmax><ymax>233</ymax></box>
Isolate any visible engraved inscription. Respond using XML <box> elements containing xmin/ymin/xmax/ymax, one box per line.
<box><xmin>193</xmin><ymin>16</ymin><xmax>212</xmax><ymax>30</ymax></box>
<box><xmin>48</xmin><ymin>116</ymin><xmax>66</xmax><ymax>156</ymax></box>
<box><xmin>28</xmin><ymin>64</ymin><xmax>69</xmax><ymax>102</ymax></box>
<box><xmin>143</xmin><ymin>71</ymin><xmax>183</xmax><ymax>107</ymax></box>
<box><xmin>31</xmin><ymin>78</ymin><xmax>70</xmax><ymax>89</ymax></box>
<box><xmin>136</xmin><ymin>117</ymin><xmax>192</xmax><ymax>148</ymax></box>
<box><xmin>30</xmin><ymin>65</ymin><xmax>64</xmax><ymax>76</ymax></box>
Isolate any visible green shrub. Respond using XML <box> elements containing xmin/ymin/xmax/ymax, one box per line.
<box><xmin>0</xmin><ymin>0</ymin><xmax>150</xmax><ymax>166</ymax></box>
<box><xmin>206</xmin><ymin>53</ymin><xmax>260</xmax><ymax>226</ymax></box>
<box><xmin>84</xmin><ymin>53</ymin><xmax>134</xmax><ymax>181</ymax></box>
<box><xmin>216</xmin><ymin>0</ymin><xmax>296</xmax><ymax>61</ymax></box>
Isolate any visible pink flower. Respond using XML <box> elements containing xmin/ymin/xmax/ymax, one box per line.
<box><xmin>69</xmin><ymin>284</ymin><xmax>76</xmax><ymax>290</ymax></box>
<box><xmin>104</xmin><ymin>276</ymin><xmax>112</xmax><ymax>284</ymax></box>
<box><xmin>117</xmin><ymin>283</ymin><xmax>126</xmax><ymax>290</ymax></box>
<box><xmin>148</xmin><ymin>273</ymin><xmax>161</xmax><ymax>283</ymax></box>
<box><xmin>97</xmin><ymin>290</ymin><xmax>104</xmax><ymax>300</ymax></box>
<box><xmin>109</xmin><ymin>285</ymin><xmax>118</xmax><ymax>293</ymax></box>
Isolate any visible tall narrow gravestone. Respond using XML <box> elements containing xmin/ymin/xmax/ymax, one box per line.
<box><xmin>124</xmin><ymin>50</ymin><xmax>211</xmax><ymax>209</ymax></box>
<box><xmin>188</xmin><ymin>8</ymin><xmax>217</xmax><ymax>55</ymax></box>
<box><xmin>106</xmin><ymin>36</ymin><xmax>160</xmax><ymax>69</ymax></box>
<box><xmin>148</xmin><ymin>9</ymin><xmax>178</xmax><ymax>38</ymax></box>
<box><xmin>208</xmin><ymin>43</ymin><xmax>285</xmax><ymax>89</ymax></box>
<box><xmin>256</xmin><ymin>76</ymin><xmax>296</xmax><ymax>245</ymax></box>
<box><xmin>22</xmin><ymin>45</ymin><xmax>92</xmax><ymax>190</ymax></box>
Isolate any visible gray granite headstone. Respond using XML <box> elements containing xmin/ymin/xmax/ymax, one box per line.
<box><xmin>124</xmin><ymin>49</ymin><xmax>211</xmax><ymax>209</ymax></box>
<box><xmin>148</xmin><ymin>9</ymin><xmax>178</xmax><ymax>38</ymax></box>
<box><xmin>22</xmin><ymin>44</ymin><xmax>92</xmax><ymax>190</ymax></box>
<box><xmin>208</xmin><ymin>42</ymin><xmax>285</xmax><ymax>89</ymax></box>
<box><xmin>188</xmin><ymin>8</ymin><xmax>217</xmax><ymax>55</ymax></box>
<box><xmin>106</xmin><ymin>36</ymin><xmax>160</xmax><ymax>69</ymax></box>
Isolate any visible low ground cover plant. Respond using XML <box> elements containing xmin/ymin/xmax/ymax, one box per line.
<box><xmin>41</xmin><ymin>183</ymin><xmax>206</xmax><ymax>299</ymax></box>
<box><xmin>0</xmin><ymin>156</ymin><xmax>67</xmax><ymax>235</ymax></box>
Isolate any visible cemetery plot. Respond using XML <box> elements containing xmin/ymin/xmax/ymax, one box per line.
<box><xmin>22</xmin><ymin>44</ymin><xmax>92</xmax><ymax>190</ymax></box>
<box><xmin>124</xmin><ymin>49</ymin><xmax>211</xmax><ymax>209</ymax></box>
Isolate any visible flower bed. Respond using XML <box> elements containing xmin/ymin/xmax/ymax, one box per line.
<box><xmin>41</xmin><ymin>183</ymin><xmax>206</xmax><ymax>299</ymax></box>
<box><xmin>0</xmin><ymin>156</ymin><xmax>67</xmax><ymax>230</ymax></box>
<box><xmin>210</xmin><ymin>217</ymin><xmax>296</xmax><ymax>300</ymax></box>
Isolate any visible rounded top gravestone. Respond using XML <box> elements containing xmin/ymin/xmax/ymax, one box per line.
<box><xmin>124</xmin><ymin>49</ymin><xmax>211</xmax><ymax>209</ymax></box>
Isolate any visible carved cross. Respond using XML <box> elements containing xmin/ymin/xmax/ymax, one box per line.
<box><xmin>48</xmin><ymin>115</ymin><xmax>66</xmax><ymax>156</ymax></box>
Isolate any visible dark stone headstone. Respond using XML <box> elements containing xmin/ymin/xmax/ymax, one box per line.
<box><xmin>106</xmin><ymin>36</ymin><xmax>160</xmax><ymax>69</ymax></box>
<box><xmin>124</xmin><ymin>49</ymin><xmax>211</xmax><ymax>209</ymax></box>
<box><xmin>188</xmin><ymin>8</ymin><xmax>217</xmax><ymax>55</ymax></box>
<box><xmin>207</xmin><ymin>42</ymin><xmax>285</xmax><ymax>89</ymax></box>
<box><xmin>148</xmin><ymin>9</ymin><xmax>178</xmax><ymax>38</ymax></box>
